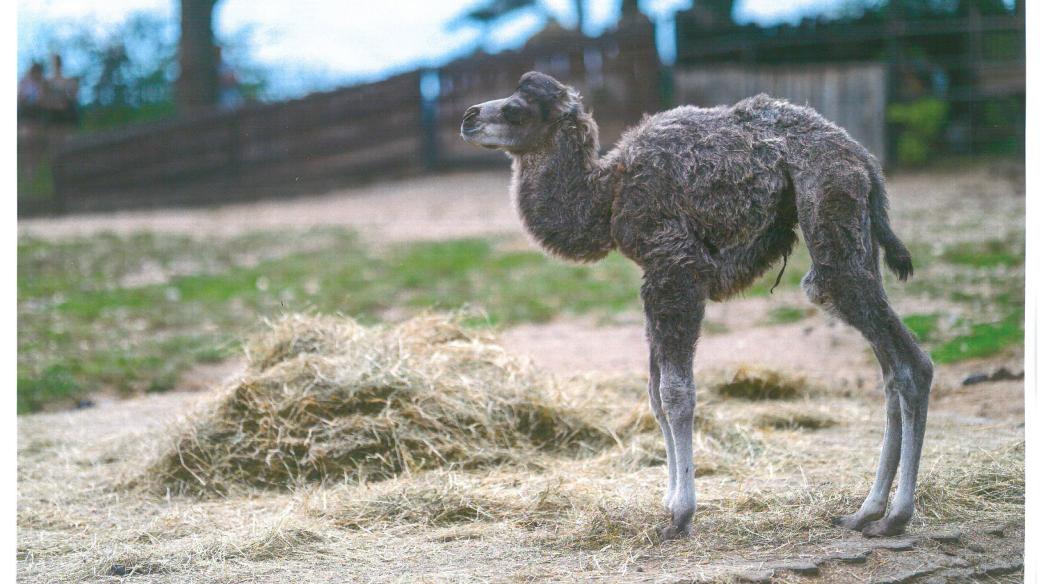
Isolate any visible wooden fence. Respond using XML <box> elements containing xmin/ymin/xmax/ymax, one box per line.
<box><xmin>53</xmin><ymin>71</ymin><xmax>424</xmax><ymax>212</ymax></box>
<box><xmin>49</xmin><ymin>21</ymin><xmax>661</xmax><ymax>212</ymax></box>
<box><xmin>672</xmin><ymin>62</ymin><xmax>888</xmax><ymax>164</ymax></box>
<box><xmin>675</xmin><ymin>9</ymin><xmax>1024</xmax><ymax>156</ymax></box>
<box><xmin>18</xmin><ymin>123</ymin><xmax>74</xmax><ymax>215</ymax></box>
<box><xmin>48</xmin><ymin>17</ymin><xmax>895</xmax><ymax>213</ymax></box>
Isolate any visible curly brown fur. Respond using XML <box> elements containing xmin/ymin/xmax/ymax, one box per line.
<box><xmin>462</xmin><ymin>71</ymin><xmax>932</xmax><ymax>538</ymax></box>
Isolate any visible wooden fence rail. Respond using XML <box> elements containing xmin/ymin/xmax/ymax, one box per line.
<box><xmin>54</xmin><ymin>71</ymin><xmax>424</xmax><ymax>212</ymax></box>
<box><xmin>35</xmin><ymin>10</ymin><xmax>1022</xmax><ymax>214</ymax></box>
<box><xmin>51</xmin><ymin>23</ymin><xmax>662</xmax><ymax>212</ymax></box>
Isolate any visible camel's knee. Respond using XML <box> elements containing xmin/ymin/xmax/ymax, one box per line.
<box><xmin>888</xmin><ymin>357</ymin><xmax>933</xmax><ymax>404</ymax></box>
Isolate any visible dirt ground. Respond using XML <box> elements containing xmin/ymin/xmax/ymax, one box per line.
<box><xmin>19</xmin><ymin>171</ymin><xmax>520</xmax><ymax>243</ymax></box>
<box><xmin>17</xmin><ymin>166</ymin><xmax>1025</xmax><ymax>582</ymax></box>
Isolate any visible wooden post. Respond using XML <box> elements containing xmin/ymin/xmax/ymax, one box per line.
<box><xmin>176</xmin><ymin>0</ymin><xmax>219</xmax><ymax>115</ymax></box>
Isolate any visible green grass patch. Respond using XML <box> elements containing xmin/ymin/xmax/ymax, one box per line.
<box><xmin>382</xmin><ymin>240</ymin><xmax>641</xmax><ymax>325</ymax></box>
<box><xmin>17</xmin><ymin>365</ymin><xmax>81</xmax><ymax>414</ymax></box>
<box><xmin>765</xmin><ymin>306</ymin><xmax>810</xmax><ymax>325</ymax></box>
<box><xmin>902</xmin><ymin>310</ymin><xmax>1022</xmax><ymax>364</ymax></box>
<box><xmin>19</xmin><ymin>224</ymin><xmax>1028</xmax><ymax>413</ymax></box>
<box><xmin>903</xmin><ymin>313</ymin><xmax>940</xmax><ymax>342</ymax></box>
<box><xmin>898</xmin><ymin>232</ymin><xmax>1023</xmax><ymax>364</ymax></box>
<box><xmin>17</xmin><ymin>231</ymin><xmax>645</xmax><ymax>412</ymax></box>
<box><xmin>931</xmin><ymin>310</ymin><xmax>1024</xmax><ymax>364</ymax></box>
<box><xmin>940</xmin><ymin>239</ymin><xmax>1023</xmax><ymax>268</ymax></box>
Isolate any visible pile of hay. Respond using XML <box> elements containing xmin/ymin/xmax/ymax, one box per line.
<box><xmin>713</xmin><ymin>366</ymin><xmax>810</xmax><ymax>400</ymax></box>
<box><xmin>148</xmin><ymin>314</ymin><xmax>615</xmax><ymax>495</ymax></box>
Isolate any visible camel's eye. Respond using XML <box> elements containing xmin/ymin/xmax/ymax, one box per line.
<box><xmin>502</xmin><ymin>104</ymin><xmax>529</xmax><ymax>125</ymax></box>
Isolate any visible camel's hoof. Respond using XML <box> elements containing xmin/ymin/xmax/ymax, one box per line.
<box><xmin>658</xmin><ymin>523</ymin><xmax>692</xmax><ymax>540</ymax></box>
<box><xmin>831</xmin><ymin>513</ymin><xmax>877</xmax><ymax>532</ymax></box>
<box><xmin>861</xmin><ymin>518</ymin><xmax>908</xmax><ymax>538</ymax></box>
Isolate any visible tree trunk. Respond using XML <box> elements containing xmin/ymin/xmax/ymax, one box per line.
<box><xmin>176</xmin><ymin>0</ymin><xmax>219</xmax><ymax>115</ymax></box>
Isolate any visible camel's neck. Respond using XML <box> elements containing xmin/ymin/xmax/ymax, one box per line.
<box><xmin>510</xmin><ymin>114</ymin><xmax>615</xmax><ymax>262</ymax></box>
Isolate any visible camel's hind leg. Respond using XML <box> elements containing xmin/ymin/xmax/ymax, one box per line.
<box><xmin>797</xmin><ymin>166</ymin><xmax>933</xmax><ymax>537</ymax></box>
<box><xmin>834</xmin><ymin>380</ymin><xmax>902</xmax><ymax>530</ymax></box>
<box><xmin>805</xmin><ymin>266</ymin><xmax>932</xmax><ymax>536</ymax></box>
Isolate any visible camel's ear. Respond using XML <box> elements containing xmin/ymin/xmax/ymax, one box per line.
<box><xmin>558</xmin><ymin>88</ymin><xmax>586</xmax><ymax>117</ymax></box>
<box><xmin>557</xmin><ymin>90</ymin><xmax>599</xmax><ymax>162</ymax></box>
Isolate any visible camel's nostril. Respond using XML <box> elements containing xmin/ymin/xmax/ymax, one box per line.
<box><xmin>463</xmin><ymin>106</ymin><xmax>480</xmax><ymax>126</ymax></box>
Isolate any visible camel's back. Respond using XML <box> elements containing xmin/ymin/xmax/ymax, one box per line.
<box><xmin>607</xmin><ymin>96</ymin><xmax>782</xmax><ymax>250</ymax></box>
<box><xmin>608</xmin><ymin>95</ymin><xmax>817</xmax><ymax>252</ymax></box>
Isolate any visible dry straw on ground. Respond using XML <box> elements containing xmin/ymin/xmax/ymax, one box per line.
<box><xmin>144</xmin><ymin>314</ymin><xmax>800</xmax><ymax>498</ymax></box>
<box><xmin>136</xmin><ymin>316</ymin><xmax>828</xmax><ymax>524</ymax></box>
<box><xmin>146</xmin><ymin>313</ymin><xmax>617</xmax><ymax>495</ymax></box>
<box><xmin>140</xmin><ymin>314</ymin><xmax>1023</xmax><ymax>542</ymax></box>
<box><xmin>20</xmin><ymin>312</ymin><xmax>1025</xmax><ymax>582</ymax></box>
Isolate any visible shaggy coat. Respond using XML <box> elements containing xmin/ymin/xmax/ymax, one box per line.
<box><xmin>511</xmin><ymin>87</ymin><xmax>912</xmax><ymax>297</ymax></box>
<box><xmin>462</xmin><ymin>72</ymin><xmax>932</xmax><ymax>539</ymax></box>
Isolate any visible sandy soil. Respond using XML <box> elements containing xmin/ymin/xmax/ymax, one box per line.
<box><xmin>19</xmin><ymin>171</ymin><xmax>521</xmax><ymax>242</ymax></box>
<box><xmin>499</xmin><ymin>303</ymin><xmax>1025</xmax><ymax>424</ymax></box>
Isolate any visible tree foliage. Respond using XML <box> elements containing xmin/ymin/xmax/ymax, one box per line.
<box><xmin>22</xmin><ymin>10</ymin><xmax>269</xmax><ymax>132</ymax></box>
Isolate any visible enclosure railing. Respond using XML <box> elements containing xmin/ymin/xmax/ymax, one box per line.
<box><xmin>675</xmin><ymin>11</ymin><xmax>1025</xmax><ymax>157</ymax></box>
<box><xmin>52</xmin><ymin>71</ymin><xmax>424</xmax><ymax>212</ymax></box>
<box><xmin>39</xmin><ymin>8</ymin><xmax>1024</xmax><ymax>214</ymax></box>
<box><xmin>50</xmin><ymin>16</ymin><xmax>898</xmax><ymax>214</ymax></box>
<box><xmin>50</xmin><ymin>21</ymin><xmax>660</xmax><ymax>212</ymax></box>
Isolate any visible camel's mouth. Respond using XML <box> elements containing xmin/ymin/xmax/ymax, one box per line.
<box><xmin>460</xmin><ymin>131</ymin><xmax>496</xmax><ymax>150</ymax></box>
<box><xmin>460</xmin><ymin>124</ymin><xmax>509</xmax><ymax>150</ymax></box>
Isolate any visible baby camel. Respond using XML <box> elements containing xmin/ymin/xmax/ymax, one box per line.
<box><xmin>461</xmin><ymin>72</ymin><xmax>932</xmax><ymax>539</ymax></box>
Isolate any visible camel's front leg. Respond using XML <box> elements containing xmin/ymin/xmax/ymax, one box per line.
<box><xmin>642</xmin><ymin>271</ymin><xmax>704</xmax><ymax>539</ymax></box>
<box><xmin>647</xmin><ymin>347</ymin><xmax>677</xmax><ymax>508</ymax></box>
<box><xmin>659</xmin><ymin>361</ymin><xmax>697</xmax><ymax>539</ymax></box>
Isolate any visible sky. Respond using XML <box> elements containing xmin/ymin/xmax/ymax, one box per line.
<box><xmin>18</xmin><ymin>0</ymin><xmax>853</xmax><ymax>98</ymax></box>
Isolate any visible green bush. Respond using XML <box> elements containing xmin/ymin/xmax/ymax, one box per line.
<box><xmin>888</xmin><ymin>98</ymin><xmax>949</xmax><ymax>166</ymax></box>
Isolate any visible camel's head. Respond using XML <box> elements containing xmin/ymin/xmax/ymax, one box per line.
<box><xmin>460</xmin><ymin>71</ymin><xmax>582</xmax><ymax>153</ymax></box>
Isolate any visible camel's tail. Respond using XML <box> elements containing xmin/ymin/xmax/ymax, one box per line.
<box><xmin>867</xmin><ymin>165</ymin><xmax>913</xmax><ymax>281</ymax></box>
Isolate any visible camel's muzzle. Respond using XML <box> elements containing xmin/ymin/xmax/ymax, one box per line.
<box><xmin>460</xmin><ymin>99</ymin><xmax>511</xmax><ymax>149</ymax></box>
